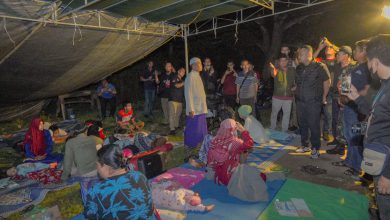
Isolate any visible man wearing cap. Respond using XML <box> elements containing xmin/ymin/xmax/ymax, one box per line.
<box><xmin>295</xmin><ymin>45</ymin><xmax>331</xmax><ymax>159</ymax></box>
<box><xmin>326</xmin><ymin>45</ymin><xmax>357</xmax><ymax>155</ymax></box>
<box><xmin>184</xmin><ymin>57</ymin><xmax>208</xmax><ymax>150</ymax></box>
<box><xmin>331</xmin><ymin>43</ymin><xmax>372</xmax><ymax>178</ymax></box>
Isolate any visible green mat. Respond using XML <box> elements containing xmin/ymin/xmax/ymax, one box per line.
<box><xmin>258</xmin><ymin>178</ymin><xmax>369</xmax><ymax>220</ymax></box>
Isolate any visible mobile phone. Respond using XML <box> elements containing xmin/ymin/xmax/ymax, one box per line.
<box><xmin>341</xmin><ymin>74</ymin><xmax>351</xmax><ymax>95</ymax></box>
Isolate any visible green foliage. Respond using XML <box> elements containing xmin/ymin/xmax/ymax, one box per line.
<box><xmin>160</xmin><ymin>146</ymin><xmax>186</xmax><ymax>171</ymax></box>
<box><xmin>8</xmin><ymin>184</ymin><xmax>83</xmax><ymax>220</ymax></box>
<box><xmin>15</xmin><ymin>118</ymin><xmax>27</xmax><ymax>129</ymax></box>
<box><xmin>39</xmin><ymin>112</ymin><xmax>52</xmax><ymax>124</ymax></box>
<box><xmin>0</xmin><ymin>148</ymin><xmax>23</xmax><ymax>168</ymax></box>
<box><xmin>39</xmin><ymin>184</ymin><xmax>83</xmax><ymax>219</ymax></box>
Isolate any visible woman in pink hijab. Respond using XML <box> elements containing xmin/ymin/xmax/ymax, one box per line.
<box><xmin>207</xmin><ymin>119</ymin><xmax>254</xmax><ymax>185</ymax></box>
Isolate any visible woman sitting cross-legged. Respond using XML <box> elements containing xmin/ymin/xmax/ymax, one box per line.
<box><xmin>207</xmin><ymin>119</ymin><xmax>285</xmax><ymax>202</ymax></box>
<box><xmin>23</xmin><ymin>117</ymin><xmax>62</xmax><ymax>163</ymax></box>
<box><xmin>84</xmin><ymin>144</ymin><xmax>157</xmax><ymax>220</ymax></box>
<box><xmin>207</xmin><ymin>119</ymin><xmax>254</xmax><ymax>185</ymax></box>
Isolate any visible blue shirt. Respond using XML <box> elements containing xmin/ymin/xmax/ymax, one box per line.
<box><xmin>351</xmin><ymin>63</ymin><xmax>370</xmax><ymax>92</ymax></box>
<box><xmin>97</xmin><ymin>83</ymin><xmax>116</xmax><ymax>99</ymax></box>
<box><xmin>84</xmin><ymin>171</ymin><xmax>156</xmax><ymax>220</ymax></box>
<box><xmin>24</xmin><ymin>129</ymin><xmax>53</xmax><ymax>158</ymax></box>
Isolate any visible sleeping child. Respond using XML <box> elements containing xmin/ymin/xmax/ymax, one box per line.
<box><xmin>151</xmin><ymin>179</ymin><xmax>215</xmax><ymax>212</ymax></box>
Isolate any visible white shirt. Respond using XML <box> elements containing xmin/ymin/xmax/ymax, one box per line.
<box><xmin>185</xmin><ymin>70</ymin><xmax>208</xmax><ymax>115</ymax></box>
<box><xmin>244</xmin><ymin>115</ymin><xmax>269</xmax><ymax>144</ymax></box>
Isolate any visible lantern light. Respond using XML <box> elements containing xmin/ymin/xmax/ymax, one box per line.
<box><xmin>382</xmin><ymin>5</ymin><xmax>390</xmax><ymax>20</ymax></box>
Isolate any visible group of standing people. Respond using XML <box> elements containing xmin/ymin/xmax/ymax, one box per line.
<box><xmin>266</xmin><ymin>36</ymin><xmax>390</xmax><ymax>219</ymax></box>
<box><xmin>139</xmin><ymin>61</ymin><xmax>186</xmax><ymax>135</ymax></box>
<box><xmin>179</xmin><ymin>35</ymin><xmax>390</xmax><ymax>219</ymax></box>
<box><xmin>93</xmin><ymin>34</ymin><xmax>390</xmax><ymax>219</ymax></box>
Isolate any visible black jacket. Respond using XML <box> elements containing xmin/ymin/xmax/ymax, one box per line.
<box><xmin>356</xmin><ymin>78</ymin><xmax>390</xmax><ymax>178</ymax></box>
<box><xmin>295</xmin><ymin>61</ymin><xmax>330</xmax><ymax>102</ymax></box>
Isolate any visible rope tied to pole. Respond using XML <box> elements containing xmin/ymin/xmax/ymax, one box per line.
<box><xmin>213</xmin><ymin>18</ymin><xmax>217</xmax><ymax>39</ymax></box>
<box><xmin>234</xmin><ymin>19</ymin><xmax>239</xmax><ymax>44</ymax></box>
<box><xmin>127</xmin><ymin>25</ymin><xmax>130</xmax><ymax>40</ymax></box>
<box><xmin>43</xmin><ymin>17</ymin><xmax>48</xmax><ymax>27</ymax></box>
<box><xmin>72</xmin><ymin>14</ymin><xmax>83</xmax><ymax>46</ymax></box>
<box><xmin>3</xmin><ymin>17</ymin><xmax>16</xmax><ymax>47</ymax></box>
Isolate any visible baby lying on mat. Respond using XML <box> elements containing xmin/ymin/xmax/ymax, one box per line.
<box><xmin>151</xmin><ymin>179</ymin><xmax>215</xmax><ymax>212</ymax></box>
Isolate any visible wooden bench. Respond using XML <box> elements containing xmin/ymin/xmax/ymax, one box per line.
<box><xmin>57</xmin><ymin>90</ymin><xmax>102</xmax><ymax>120</ymax></box>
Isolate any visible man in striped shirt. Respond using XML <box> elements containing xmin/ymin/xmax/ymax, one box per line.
<box><xmin>235</xmin><ymin>60</ymin><xmax>259</xmax><ymax>114</ymax></box>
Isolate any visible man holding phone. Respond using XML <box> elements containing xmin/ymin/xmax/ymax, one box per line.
<box><xmin>326</xmin><ymin>46</ymin><xmax>356</xmax><ymax>155</ymax></box>
<box><xmin>97</xmin><ymin>79</ymin><xmax>117</xmax><ymax>119</ymax></box>
<box><xmin>332</xmin><ymin>45</ymin><xmax>370</xmax><ymax>178</ymax></box>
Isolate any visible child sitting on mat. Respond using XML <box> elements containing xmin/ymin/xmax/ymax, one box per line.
<box><xmin>117</xmin><ymin>102</ymin><xmax>144</xmax><ymax>134</ymax></box>
<box><xmin>151</xmin><ymin>179</ymin><xmax>215</xmax><ymax>212</ymax></box>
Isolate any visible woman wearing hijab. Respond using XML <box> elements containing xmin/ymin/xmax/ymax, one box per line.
<box><xmin>84</xmin><ymin>144</ymin><xmax>158</xmax><ymax>220</ymax></box>
<box><xmin>207</xmin><ymin>119</ymin><xmax>254</xmax><ymax>185</ymax></box>
<box><xmin>23</xmin><ymin>118</ymin><xmax>54</xmax><ymax>161</ymax></box>
<box><xmin>238</xmin><ymin>105</ymin><xmax>269</xmax><ymax>144</ymax></box>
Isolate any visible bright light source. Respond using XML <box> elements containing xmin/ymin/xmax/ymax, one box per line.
<box><xmin>382</xmin><ymin>5</ymin><xmax>390</xmax><ymax>20</ymax></box>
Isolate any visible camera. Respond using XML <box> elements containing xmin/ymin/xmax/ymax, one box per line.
<box><xmin>351</xmin><ymin>122</ymin><xmax>368</xmax><ymax>135</ymax></box>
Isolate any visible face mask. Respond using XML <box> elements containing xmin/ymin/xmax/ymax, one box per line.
<box><xmin>367</xmin><ymin>60</ymin><xmax>380</xmax><ymax>85</ymax></box>
<box><xmin>369</xmin><ymin>72</ymin><xmax>382</xmax><ymax>89</ymax></box>
<box><xmin>368</xmin><ymin>65</ymin><xmax>376</xmax><ymax>76</ymax></box>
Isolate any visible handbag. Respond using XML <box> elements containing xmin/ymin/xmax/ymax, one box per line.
<box><xmin>238</xmin><ymin>74</ymin><xmax>250</xmax><ymax>99</ymax></box>
<box><xmin>361</xmin><ymin>142</ymin><xmax>390</xmax><ymax>175</ymax></box>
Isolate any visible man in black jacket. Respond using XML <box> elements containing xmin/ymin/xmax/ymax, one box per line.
<box><xmin>347</xmin><ymin>35</ymin><xmax>390</xmax><ymax>219</ymax></box>
<box><xmin>295</xmin><ymin>45</ymin><xmax>331</xmax><ymax>159</ymax></box>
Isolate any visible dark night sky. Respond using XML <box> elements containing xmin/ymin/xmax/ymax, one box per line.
<box><xmin>107</xmin><ymin>0</ymin><xmax>390</xmax><ymax>103</ymax></box>
<box><xmin>141</xmin><ymin>0</ymin><xmax>390</xmax><ymax>74</ymax></box>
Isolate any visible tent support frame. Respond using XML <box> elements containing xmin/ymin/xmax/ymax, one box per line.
<box><xmin>182</xmin><ymin>24</ymin><xmax>189</xmax><ymax>74</ymax></box>
<box><xmin>187</xmin><ymin>0</ymin><xmax>333</xmax><ymax>36</ymax></box>
<box><xmin>0</xmin><ymin>13</ymin><xmax>181</xmax><ymax>37</ymax></box>
<box><xmin>0</xmin><ymin>1</ymin><xmax>58</xmax><ymax>65</ymax></box>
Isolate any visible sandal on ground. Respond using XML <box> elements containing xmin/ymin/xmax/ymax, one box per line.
<box><xmin>344</xmin><ymin>168</ymin><xmax>359</xmax><ymax>176</ymax></box>
<box><xmin>331</xmin><ymin>161</ymin><xmax>346</xmax><ymax>167</ymax></box>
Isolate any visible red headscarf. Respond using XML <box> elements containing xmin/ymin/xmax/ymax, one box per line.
<box><xmin>208</xmin><ymin>119</ymin><xmax>242</xmax><ymax>185</ymax></box>
<box><xmin>24</xmin><ymin>118</ymin><xmax>46</xmax><ymax>156</ymax></box>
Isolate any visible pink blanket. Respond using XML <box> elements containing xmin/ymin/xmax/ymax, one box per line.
<box><xmin>153</xmin><ymin>167</ymin><xmax>205</xmax><ymax>189</ymax></box>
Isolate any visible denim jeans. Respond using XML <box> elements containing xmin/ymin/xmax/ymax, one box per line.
<box><xmin>100</xmin><ymin>97</ymin><xmax>116</xmax><ymax>118</ymax></box>
<box><xmin>144</xmin><ymin>89</ymin><xmax>155</xmax><ymax>116</ymax></box>
<box><xmin>374</xmin><ymin>176</ymin><xmax>390</xmax><ymax>220</ymax></box>
<box><xmin>297</xmin><ymin>100</ymin><xmax>322</xmax><ymax>149</ymax></box>
<box><xmin>343</xmin><ymin>105</ymin><xmax>363</xmax><ymax>171</ymax></box>
<box><xmin>321</xmin><ymin>97</ymin><xmax>332</xmax><ymax>133</ymax></box>
<box><xmin>332</xmin><ymin>98</ymin><xmax>341</xmax><ymax>138</ymax></box>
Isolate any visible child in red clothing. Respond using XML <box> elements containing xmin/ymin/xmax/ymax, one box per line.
<box><xmin>117</xmin><ymin>102</ymin><xmax>144</xmax><ymax>133</ymax></box>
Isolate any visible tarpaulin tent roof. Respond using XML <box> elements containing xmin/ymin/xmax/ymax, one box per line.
<box><xmin>0</xmin><ymin>0</ymin><xmax>334</xmax><ymax>121</ymax></box>
<box><xmin>0</xmin><ymin>0</ymin><xmax>261</xmax><ymax>121</ymax></box>
<box><xmin>0</xmin><ymin>0</ymin><xmax>182</xmax><ymax>121</ymax></box>
<box><xmin>57</xmin><ymin>0</ymin><xmax>256</xmax><ymax>24</ymax></box>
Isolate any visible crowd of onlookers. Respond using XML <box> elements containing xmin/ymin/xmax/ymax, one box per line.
<box><xmin>64</xmin><ymin>35</ymin><xmax>390</xmax><ymax>219</ymax></box>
